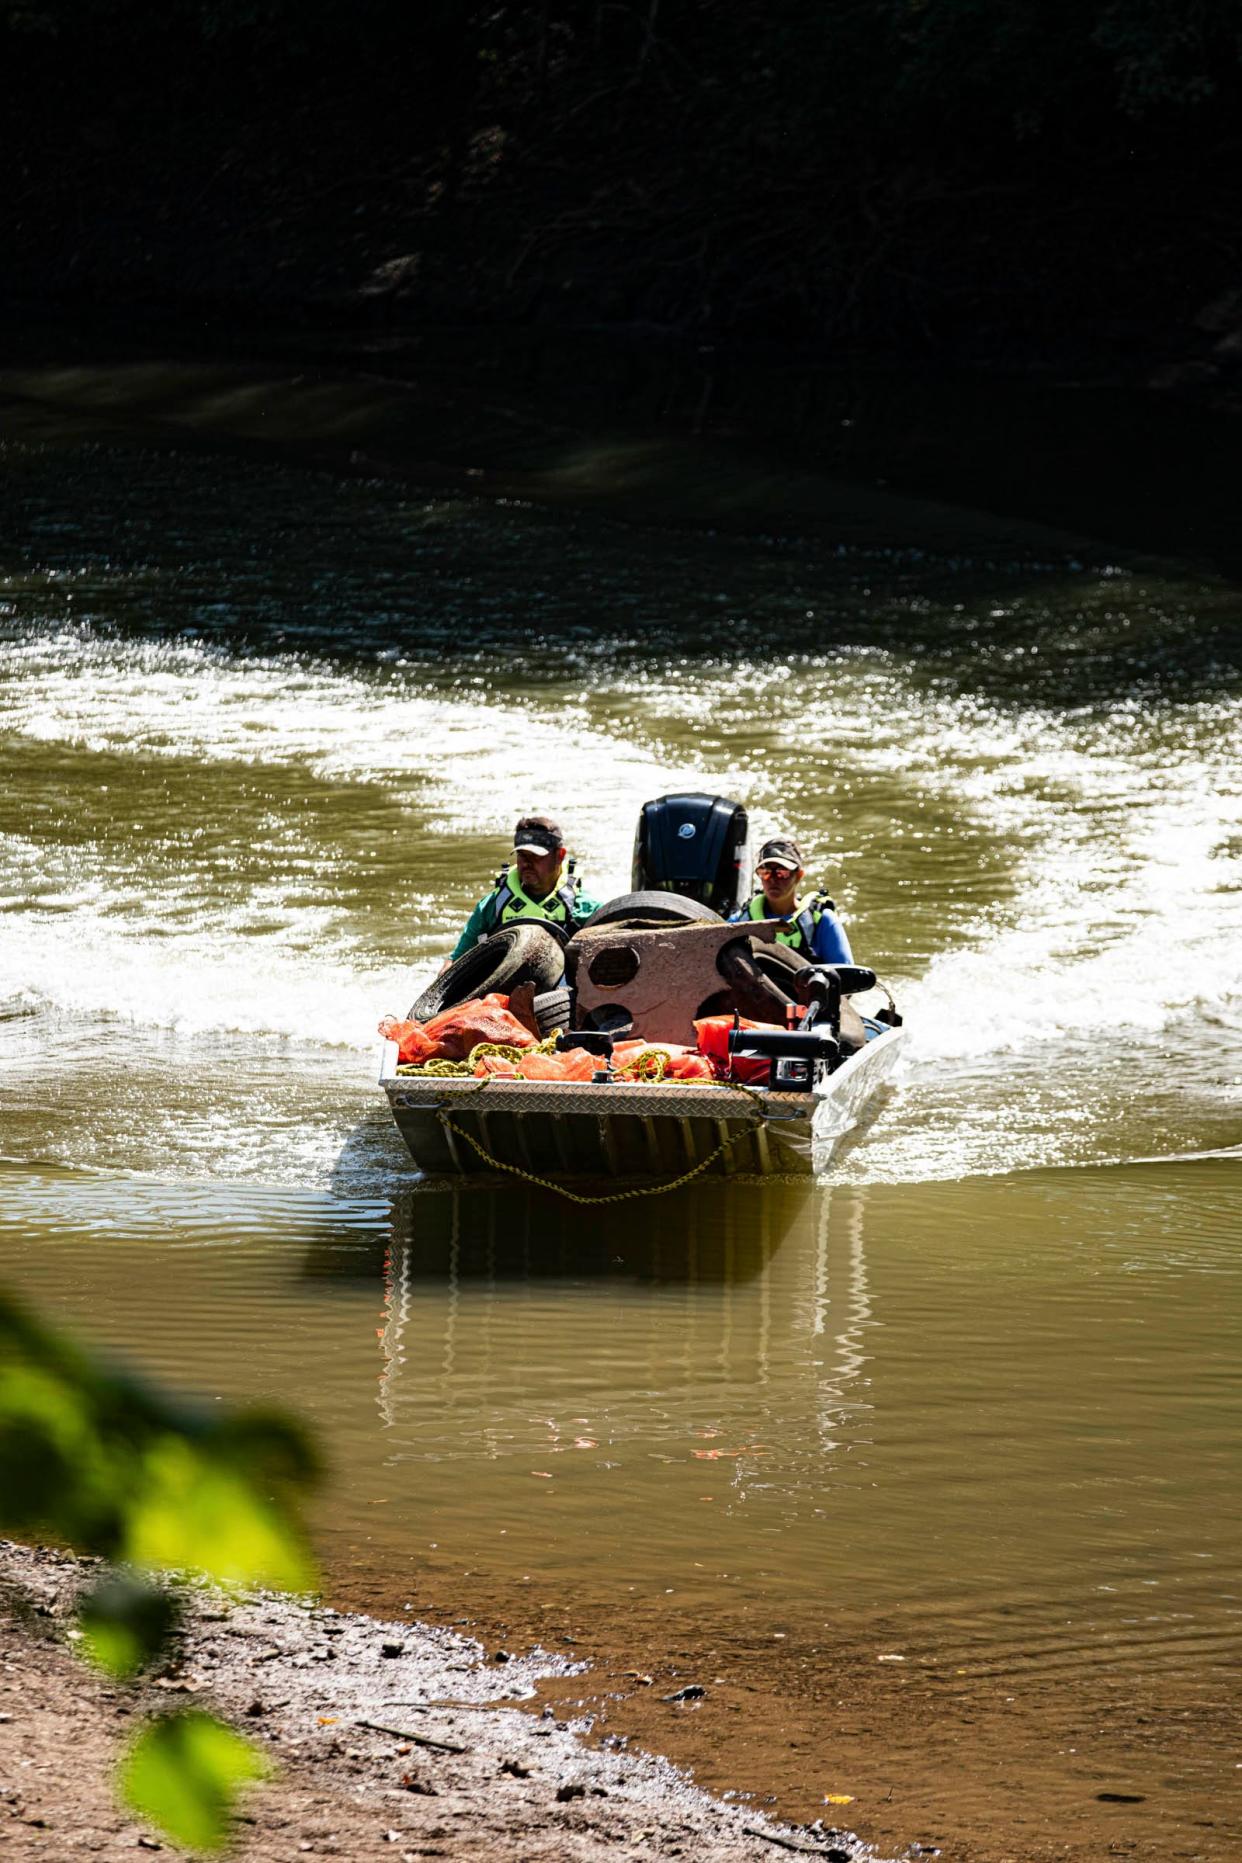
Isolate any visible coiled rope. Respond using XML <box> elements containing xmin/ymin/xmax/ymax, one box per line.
<box><xmin>400</xmin><ymin>1041</ymin><xmax>686</xmax><ymax>1083</ymax></box>
<box><xmin>396</xmin><ymin>1036</ymin><xmax>560</xmax><ymax>1078</ymax></box>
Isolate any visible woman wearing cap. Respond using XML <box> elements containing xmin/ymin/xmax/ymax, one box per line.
<box><xmin>734</xmin><ymin>836</ymin><xmax>853</xmax><ymax>964</ymax></box>
<box><xmin>445</xmin><ymin>816</ymin><xmax>602</xmax><ymax>962</ymax></box>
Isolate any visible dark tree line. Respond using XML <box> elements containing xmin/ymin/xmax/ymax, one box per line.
<box><xmin>3</xmin><ymin>0</ymin><xmax>1240</xmax><ymax>364</ymax></box>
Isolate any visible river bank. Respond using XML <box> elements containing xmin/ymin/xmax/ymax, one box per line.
<box><xmin>2</xmin><ymin>330</ymin><xmax>1240</xmax><ymax>574</ymax></box>
<box><xmin>0</xmin><ymin>1541</ymin><xmax>876</xmax><ymax>1861</ymax></box>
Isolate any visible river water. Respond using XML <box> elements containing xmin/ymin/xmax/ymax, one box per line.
<box><xmin>2</xmin><ymin>415</ymin><xmax>1240</xmax><ymax>1859</ymax></box>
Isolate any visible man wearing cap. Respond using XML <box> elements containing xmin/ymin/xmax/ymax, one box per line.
<box><xmin>733</xmin><ymin>836</ymin><xmax>854</xmax><ymax>964</ymax></box>
<box><xmin>445</xmin><ymin>816</ymin><xmax>602</xmax><ymax>962</ymax></box>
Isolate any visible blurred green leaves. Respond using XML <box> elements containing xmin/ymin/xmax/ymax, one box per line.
<box><xmin>127</xmin><ymin>1435</ymin><xmax>315</xmax><ymax>1592</ymax></box>
<box><xmin>0</xmin><ymin>1288</ymin><xmax>320</xmax><ymax>1848</ymax></box>
<box><xmin>0</xmin><ymin>1290</ymin><xmax>318</xmax><ymax>1587</ymax></box>
<box><xmin>121</xmin><ymin>1711</ymin><xmax>273</xmax><ymax>1851</ymax></box>
<box><xmin>78</xmin><ymin>1574</ymin><xmax>182</xmax><ymax>1680</ymax></box>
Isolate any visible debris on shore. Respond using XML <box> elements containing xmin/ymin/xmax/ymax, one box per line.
<box><xmin>1</xmin><ymin>1542</ymin><xmax>880</xmax><ymax>1861</ymax></box>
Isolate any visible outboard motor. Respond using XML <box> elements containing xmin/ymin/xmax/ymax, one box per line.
<box><xmin>632</xmin><ymin>793</ymin><xmax>750</xmax><ymax>917</ymax></box>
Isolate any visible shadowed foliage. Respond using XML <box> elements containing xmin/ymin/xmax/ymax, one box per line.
<box><xmin>1</xmin><ymin>1</ymin><xmax>1238</xmax><ymax>365</ymax></box>
<box><xmin>0</xmin><ymin>1289</ymin><xmax>319</xmax><ymax>1848</ymax></box>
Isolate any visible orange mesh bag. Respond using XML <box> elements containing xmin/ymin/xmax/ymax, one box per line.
<box><xmin>422</xmin><ymin>1001</ymin><xmax>539</xmax><ymax>1059</ymax></box>
<box><xmin>693</xmin><ymin>1014</ymin><xmax>781</xmax><ymax>1085</ymax></box>
<box><xmin>549</xmin><ymin>1046</ymin><xmax>602</xmax><ymax>1082</ymax></box>
<box><xmin>473</xmin><ymin>1053</ymin><xmax>520</xmax><ymax>1077</ymax></box>
<box><xmin>471</xmin><ymin>1042</ymin><xmax>598</xmax><ymax>1080</ymax></box>
<box><xmin>377</xmin><ymin>1016</ymin><xmax>438</xmax><ymax>1065</ymax></box>
<box><xmin>612</xmin><ymin>1040</ymin><xmax>715</xmax><ymax>1082</ymax></box>
<box><xmin>610</xmin><ymin>1040</ymin><xmax>650</xmax><ymax>1071</ymax></box>
<box><xmin>513</xmin><ymin>1052</ymin><xmax>567</xmax><ymax>1080</ymax></box>
<box><xmin>513</xmin><ymin>1047</ymin><xmax>599</xmax><ymax>1081</ymax></box>
<box><xmin>664</xmin><ymin>1051</ymin><xmax>716</xmax><ymax>1080</ymax></box>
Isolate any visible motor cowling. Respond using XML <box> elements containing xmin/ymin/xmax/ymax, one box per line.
<box><xmin>632</xmin><ymin>793</ymin><xmax>750</xmax><ymax>918</ymax></box>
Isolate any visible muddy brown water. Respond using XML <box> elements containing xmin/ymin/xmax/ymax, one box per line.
<box><xmin>1</xmin><ymin>374</ymin><xmax>1240</xmax><ymax>1859</ymax></box>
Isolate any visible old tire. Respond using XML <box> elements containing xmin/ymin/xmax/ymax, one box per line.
<box><xmin>751</xmin><ymin>941</ymin><xmax>813</xmax><ymax>989</ymax></box>
<box><xmin>533</xmin><ymin>988</ymin><xmax>573</xmax><ymax>1036</ymax></box>
<box><xmin>577</xmin><ymin>890</ymin><xmax>723</xmax><ymax>932</ymax></box>
<box><xmin>715</xmin><ymin>936</ymin><xmax>800</xmax><ymax>1022</ymax></box>
<box><xmin>409</xmin><ymin>924</ymin><xmax>566</xmax><ymax>1021</ymax></box>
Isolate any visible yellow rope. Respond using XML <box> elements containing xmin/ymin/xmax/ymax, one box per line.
<box><xmin>399</xmin><ymin>1050</ymin><xmax>772</xmax><ymax>1109</ymax></box>
<box><xmin>433</xmin><ymin>1106</ymin><xmax>762</xmax><ymax>1204</ymax></box>
<box><xmin>396</xmin><ymin>1057</ymin><xmax>473</xmax><ymax>1077</ymax></box>
<box><xmin>403</xmin><ymin>1042</ymin><xmax>675</xmax><ymax>1083</ymax></box>
<box><xmin>614</xmin><ymin>1047</ymin><xmax>668</xmax><ymax>1082</ymax></box>
<box><xmin>396</xmin><ymin>1036</ymin><xmax>559</xmax><ymax>1078</ymax></box>
<box><xmin>400</xmin><ymin>1039</ymin><xmax>689</xmax><ymax>1082</ymax></box>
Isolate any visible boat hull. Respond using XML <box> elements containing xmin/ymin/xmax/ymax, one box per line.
<box><xmin>379</xmin><ymin>1027</ymin><xmax>905</xmax><ymax>1183</ymax></box>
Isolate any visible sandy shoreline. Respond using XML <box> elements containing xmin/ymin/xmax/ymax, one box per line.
<box><xmin>0</xmin><ymin>1542</ymin><xmax>879</xmax><ymax>1861</ymax></box>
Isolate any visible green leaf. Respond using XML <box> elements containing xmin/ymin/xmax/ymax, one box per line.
<box><xmin>0</xmin><ymin>1292</ymin><xmax>318</xmax><ymax>1593</ymax></box>
<box><xmin>125</xmin><ymin>1434</ymin><xmax>315</xmax><ymax>1592</ymax></box>
<box><xmin>78</xmin><ymin>1575</ymin><xmax>181</xmax><ymax>1680</ymax></box>
<box><xmin>0</xmin><ymin>1363</ymin><xmax>127</xmax><ymax>1551</ymax></box>
<box><xmin>120</xmin><ymin>1710</ymin><xmax>272</xmax><ymax>1852</ymax></box>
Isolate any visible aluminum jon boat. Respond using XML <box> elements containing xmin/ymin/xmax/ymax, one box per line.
<box><xmin>380</xmin><ymin>1019</ymin><xmax>905</xmax><ymax>1184</ymax></box>
<box><xmin>380</xmin><ymin>792</ymin><xmax>907</xmax><ymax>1191</ymax></box>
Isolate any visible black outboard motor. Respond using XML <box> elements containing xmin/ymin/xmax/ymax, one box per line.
<box><xmin>632</xmin><ymin>793</ymin><xmax>750</xmax><ymax>917</ymax></box>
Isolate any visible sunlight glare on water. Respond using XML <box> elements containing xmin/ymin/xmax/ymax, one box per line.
<box><xmin>2</xmin><ymin>444</ymin><xmax>1239</xmax><ymax>1181</ymax></box>
<box><xmin>1</xmin><ymin>437</ymin><xmax>1240</xmax><ymax>1853</ymax></box>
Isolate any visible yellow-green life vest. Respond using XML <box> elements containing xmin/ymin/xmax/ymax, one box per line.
<box><xmin>484</xmin><ymin>863</ymin><xmax>579</xmax><ymax>935</ymax></box>
<box><xmin>747</xmin><ymin>891</ymin><xmax>827</xmax><ymax>956</ymax></box>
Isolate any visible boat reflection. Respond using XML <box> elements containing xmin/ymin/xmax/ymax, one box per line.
<box><xmin>810</xmin><ymin>1186</ymin><xmax>875</xmax><ymax>1458</ymax></box>
<box><xmin>389</xmin><ymin>1176</ymin><xmax>809</xmax><ymax>1283</ymax></box>
<box><xmin>374</xmin><ymin>1179</ymin><xmax>839</xmax><ymax>1435</ymax></box>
